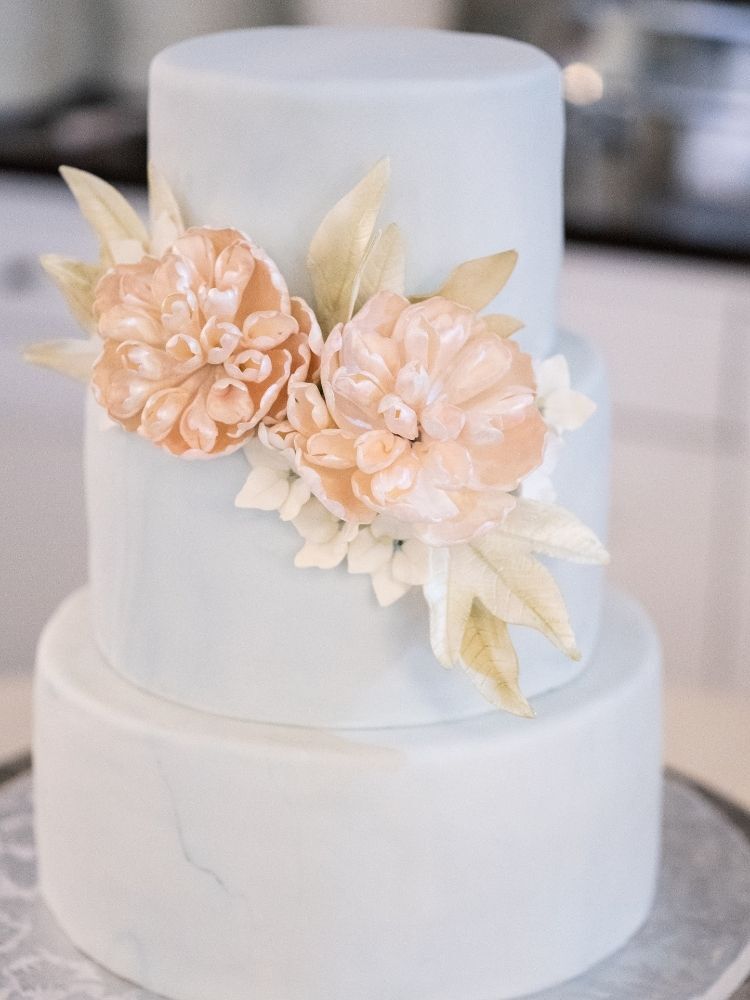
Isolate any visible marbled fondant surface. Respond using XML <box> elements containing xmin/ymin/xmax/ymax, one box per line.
<box><xmin>150</xmin><ymin>28</ymin><xmax>563</xmax><ymax>360</ymax></box>
<box><xmin>10</xmin><ymin>774</ymin><xmax>750</xmax><ymax>1000</ymax></box>
<box><xmin>34</xmin><ymin>587</ymin><xmax>661</xmax><ymax>1000</ymax></box>
<box><xmin>85</xmin><ymin>331</ymin><xmax>609</xmax><ymax>727</ymax></box>
<box><xmin>32</xmin><ymin>27</ymin><xmax>663</xmax><ymax>1000</ymax></box>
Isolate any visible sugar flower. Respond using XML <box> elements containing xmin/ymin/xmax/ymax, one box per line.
<box><xmin>347</xmin><ymin>526</ymin><xmax>429</xmax><ymax>606</ymax></box>
<box><xmin>518</xmin><ymin>433</ymin><xmax>563</xmax><ymax>505</ymax></box>
<box><xmin>277</xmin><ymin>292</ymin><xmax>546</xmax><ymax>545</ymax></box>
<box><xmin>292</xmin><ymin>497</ymin><xmax>359</xmax><ymax>570</ymax></box>
<box><xmin>535</xmin><ymin>354</ymin><xmax>596</xmax><ymax>435</ymax></box>
<box><xmin>91</xmin><ymin>227</ymin><xmax>322</xmax><ymax>457</ymax></box>
<box><xmin>238</xmin><ymin>425</ymin><xmax>428</xmax><ymax>604</ymax></box>
<box><xmin>235</xmin><ymin>436</ymin><xmax>311</xmax><ymax>522</ymax></box>
<box><xmin>521</xmin><ymin>354</ymin><xmax>597</xmax><ymax>502</ymax></box>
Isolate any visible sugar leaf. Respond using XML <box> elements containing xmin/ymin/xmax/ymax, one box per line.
<box><xmin>59</xmin><ymin>165</ymin><xmax>148</xmax><ymax>266</ymax></box>
<box><xmin>24</xmin><ymin>338</ymin><xmax>99</xmax><ymax>382</ymax></box>
<box><xmin>470</xmin><ymin>532</ymin><xmax>580</xmax><ymax>659</ymax></box>
<box><xmin>423</xmin><ymin>545</ymin><xmax>474</xmax><ymax>667</ymax></box>
<box><xmin>148</xmin><ymin>162</ymin><xmax>185</xmax><ymax>255</ymax></box>
<box><xmin>413</xmin><ymin>249</ymin><xmax>518</xmax><ymax>311</ymax></box>
<box><xmin>460</xmin><ymin>601</ymin><xmax>534</xmax><ymax>718</ymax></box>
<box><xmin>495</xmin><ymin>498</ymin><xmax>609</xmax><ymax>564</ymax></box>
<box><xmin>355</xmin><ymin>223</ymin><xmax>406</xmax><ymax>310</ymax></box>
<box><xmin>483</xmin><ymin>313</ymin><xmax>524</xmax><ymax>338</ymax></box>
<box><xmin>39</xmin><ymin>255</ymin><xmax>99</xmax><ymax>335</ymax></box>
<box><xmin>424</xmin><ymin>526</ymin><xmax>583</xmax><ymax>701</ymax></box>
<box><xmin>306</xmin><ymin>158</ymin><xmax>390</xmax><ymax>333</ymax></box>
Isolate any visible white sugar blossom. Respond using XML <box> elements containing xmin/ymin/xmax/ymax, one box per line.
<box><xmin>235</xmin><ymin>436</ymin><xmax>311</xmax><ymax>522</ymax></box>
<box><xmin>519</xmin><ymin>433</ymin><xmax>563</xmax><ymax>504</ymax></box>
<box><xmin>348</xmin><ymin>527</ymin><xmax>430</xmax><ymax>607</ymax></box>
<box><xmin>522</xmin><ymin>354</ymin><xmax>597</xmax><ymax>502</ymax></box>
<box><xmin>292</xmin><ymin>497</ymin><xmax>359</xmax><ymax>569</ymax></box>
<box><xmin>236</xmin><ymin>434</ymin><xmax>428</xmax><ymax>599</ymax></box>
<box><xmin>535</xmin><ymin>354</ymin><xmax>596</xmax><ymax>435</ymax></box>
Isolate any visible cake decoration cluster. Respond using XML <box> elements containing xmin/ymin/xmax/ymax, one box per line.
<box><xmin>29</xmin><ymin>159</ymin><xmax>607</xmax><ymax>717</ymax></box>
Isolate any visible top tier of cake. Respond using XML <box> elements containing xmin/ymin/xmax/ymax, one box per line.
<box><xmin>149</xmin><ymin>27</ymin><xmax>564</xmax><ymax>359</ymax></box>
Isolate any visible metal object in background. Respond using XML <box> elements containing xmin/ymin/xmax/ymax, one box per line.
<box><xmin>296</xmin><ymin>0</ymin><xmax>456</xmax><ymax>27</ymax></box>
<box><xmin>460</xmin><ymin>0</ymin><xmax>750</xmax><ymax>259</ymax></box>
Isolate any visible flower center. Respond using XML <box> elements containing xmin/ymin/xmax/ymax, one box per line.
<box><xmin>377</xmin><ymin>393</ymin><xmax>419</xmax><ymax>441</ymax></box>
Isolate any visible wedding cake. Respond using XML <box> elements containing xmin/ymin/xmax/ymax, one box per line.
<box><xmin>30</xmin><ymin>27</ymin><xmax>661</xmax><ymax>1000</ymax></box>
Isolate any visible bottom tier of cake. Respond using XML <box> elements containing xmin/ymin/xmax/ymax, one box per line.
<box><xmin>33</xmin><ymin>587</ymin><xmax>661</xmax><ymax>1000</ymax></box>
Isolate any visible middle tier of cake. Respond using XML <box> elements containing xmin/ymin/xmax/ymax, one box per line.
<box><xmin>85</xmin><ymin>329</ymin><xmax>609</xmax><ymax>728</ymax></box>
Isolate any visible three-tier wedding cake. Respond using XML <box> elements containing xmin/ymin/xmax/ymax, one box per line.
<box><xmin>30</xmin><ymin>27</ymin><xmax>661</xmax><ymax>1000</ymax></box>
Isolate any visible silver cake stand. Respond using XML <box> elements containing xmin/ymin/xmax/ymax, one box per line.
<box><xmin>1</xmin><ymin>757</ymin><xmax>749</xmax><ymax>1000</ymax></box>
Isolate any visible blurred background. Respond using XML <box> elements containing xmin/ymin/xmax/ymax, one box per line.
<box><xmin>1</xmin><ymin>1</ymin><xmax>749</xmax><ymax>801</ymax></box>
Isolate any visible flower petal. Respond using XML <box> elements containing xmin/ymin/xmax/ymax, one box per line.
<box><xmin>294</xmin><ymin>535</ymin><xmax>349</xmax><ymax>570</ymax></box>
<box><xmin>355</xmin><ymin>430</ymin><xmax>408</xmax><ymax>474</ymax></box>
<box><xmin>206</xmin><ymin>378</ymin><xmax>254</xmax><ymax>426</ymax></box>
<box><xmin>235</xmin><ymin>466</ymin><xmax>290</xmax><ymax>512</ymax></box>
<box><xmin>371</xmin><ymin>564</ymin><xmax>412</xmax><ymax>607</ymax></box>
<box><xmin>392</xmin><ymin>539</ymin><xmax>430</xmax><ymax>585</ymax></box>
<box><xmin>279</xmin><ymin>475</ymin><xmax>311</xmax><ymax>521</ymax></box>
<box><xmin>292</xmin><ymin>497</ymin><xmax>342</xmax><ymax>544</ymax></box>
<box><xmin>347</xmin><ymin>527</ymin><xmax>394</xmax><ymax>574</ymax></box>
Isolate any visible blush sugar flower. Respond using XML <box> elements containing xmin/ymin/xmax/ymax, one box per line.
<box><xmin>91</xmin><ymin>227</ymin><xmax>321</xmax><ymax>457</ymax></box>
<box><xmin>277</xmin><ymin>291</ymin><xmax>547</xmax><ymax>545</ymax></box>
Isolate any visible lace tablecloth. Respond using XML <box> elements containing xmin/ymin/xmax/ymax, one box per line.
<box><xmin>1</xmin><ymin>761</ymin><xmax>749</xmax><ymax>1000</ymax></box>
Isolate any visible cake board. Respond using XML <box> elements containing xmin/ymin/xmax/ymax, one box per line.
<box><xmin>0</xmin><ymin>761</ymin><xmax>749</xmax><ymax>1000</ymax></box>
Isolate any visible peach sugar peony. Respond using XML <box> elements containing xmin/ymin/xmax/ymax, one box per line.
<box><xmin>275</xmin><ymin>291</ymin><xmax>547</xmax><ymax>545</ymax></box>
<box><xmin>92</xmin><ymin>227</ymin><xmax>321</xmax><ymax>457</ymax></box>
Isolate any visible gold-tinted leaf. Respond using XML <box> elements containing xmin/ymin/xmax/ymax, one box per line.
<box><xmin>414</xmin><ymin>249</ymin><xmax>518</xmax><ymax>310</ymax></box>
<box><xmin>461</xmin><ymin>601</ymin><xmax>534</xmax><ymax>718</ymax></box>
<box><xmin>471</xmin><ymin>534</ymin><xmax>580</xmax><ymax>659</ymax></box>
<box><xmin>495</xmin><ymin>499</ymin><xmax>609</xmax><ymax>565</ymax></box>
<box><xmin>24</xmin><ymin>338</ymin><xmax>99</xmax><ymax>382</ymax></box>
<box><xmin>423</xmin><ymin>546</ymin><xmax>473</xmax><ymax>667</ymax></box>
<box><xmin>355</xmin><ymin>223</ymin><xmax>406</xmax><ymax>310</ymax></box>
<box><xmin>424</xmin><ymin>533</ymin><xmax>581</xmax><ymax>675</ymax></box>
<box><xmin>148</xmin><ymin>162</ymin><xmax>185</xmax><ymax>255</ymax></box>
<box><xmin>59</xmin><ymin>165</ymin><xmax>148</xmax><ymax>266</ymax></box>
<box><xmin>306</xmin><ymin>158</ymin><xmax>390</xmax><ymax>333</ymax></box>
<box><xmin>483</xmin><ymin>313</ymin><xmax>524</xmax><ymax>338</ymax></box>
<box><xmin>39</xmin><ymin>255</ymin><xmax>99</xmax><ymax>335</ymax></box>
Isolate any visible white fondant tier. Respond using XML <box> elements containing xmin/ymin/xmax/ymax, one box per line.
<box><xmin>85</xmin><ymin>331</ymin><xmax>609</xmax><ymax>728</ymax></box>
<box><xmin>34</xmin><ymin>586</ymin><xmax>661</xmax><ymax>1000</ymax></box>
<box><xmin>149</xmin><ymin>27</ymin><xmax>563</xmax><ymax>359</ymax></box>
